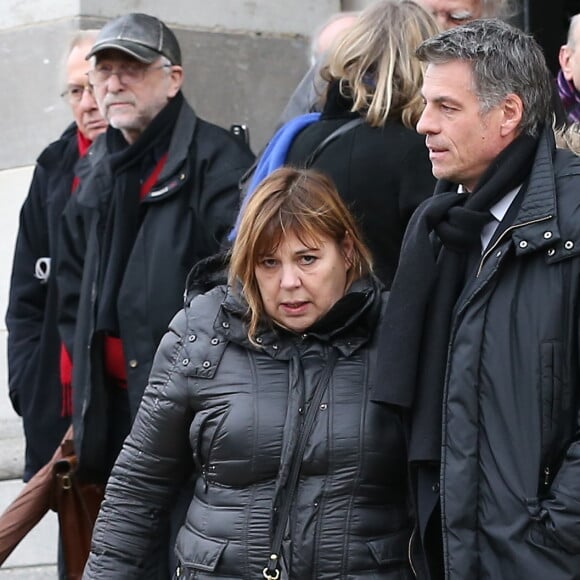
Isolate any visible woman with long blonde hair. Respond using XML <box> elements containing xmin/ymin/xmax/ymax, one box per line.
<box><xmin>282</xmin><ymin>0</ymin><xmax>439</xmax><ymax>286</ymax></box>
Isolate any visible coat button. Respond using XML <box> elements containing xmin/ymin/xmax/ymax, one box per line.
<box><xmin>182</xmin><ymin>358</ymin><xmax>190</xmax><ymax>366</ymax></box>
<box><xmin>543</xmin><ymin>231</ymin><xmax>552</xmax><ymax>239</ymax></box>
<box><xmin>128</xmin><ymin>359</ymin><xmax>138</xmax><ymax>368</ymax></box>
<box><xmin>202</xmin><ymin>360</ymin><xmax>211</xmax><ymax>368</ymax></box>
<box><xmin>211</xmin><ymin>337</ymin><xmax>219</xmax><ymax>345</ymax></box>
<box><xmin>221</xmin><ymin>321</ymin><xmax>230</xmax><ymax>329</ymax></box>
<box><xmin>519</xmin><ymin>240</ymin><xmax>528</xmax><ymax>249</ymax></box>
<box><xmin>565</xmin><ymin>240</ymin><xmax>574</xmax><ymax>250</ymax></box>
<box><xmin>256</xmin><ymin>336</ymin><xmax>263</xmax><ymax>344</ymax></box>
<box><xmin>547</xmin><ymin>248</ymin><xmax>556</xmax><ymax>257</ymax></box>
<box><xmin>188</xmin><ymin>334</ymin><xmax>197</xmax><ymax>342</ymax></box>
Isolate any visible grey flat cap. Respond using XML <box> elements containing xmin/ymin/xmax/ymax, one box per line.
<box><xmin>87</xmin><ymin>13</ymin><xmax>182</xmax><ymax>65</ymax></box>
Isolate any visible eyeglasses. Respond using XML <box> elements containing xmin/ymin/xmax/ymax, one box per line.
<box><xmin>60</xmin><ymin>84</ymin><xmax>94</xmax><ymax>104</ymax></box>
<box><xmin>88</xmin><ymin>63</ymin><xmax>171</xmax><ymax>87</ymax></box>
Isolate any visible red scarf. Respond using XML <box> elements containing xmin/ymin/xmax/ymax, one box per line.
<box><xmin>60</xmin><ymin>130</ymin><xmax>93</xmax><ymax>416</ymax></box>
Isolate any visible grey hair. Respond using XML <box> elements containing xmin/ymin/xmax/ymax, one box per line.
<box><xmin>310</xmin><ymin>11</ymin><xmax>359</xmax><ymax>61</ymax></box>
<box><xmin>480</xmin><ymin>0</ymin><xmax>514</xmax><ymax>18</ymax></box>
<box><xmin>67</xmin><ymin>29</ymin><xmax>99</xmax><ymax>56</ymax></box>
<box><xmin>415</xmin><ymin>18</ymin><xmax>551</xmax><ymax>137</ymax></box>
<box><xmin>60</xmin><ymin>29</ymin><xmax>99</xmax><ymax>90</ymax></box>
<box><xmin>159</xmin><ymin>55</ymin><xmax>173</xmax><ymax>76</ymax></box>
<box><xmin>566</xmin><ymin>14</ymin><xmax>580</xmax><ymax>50</ymax></box>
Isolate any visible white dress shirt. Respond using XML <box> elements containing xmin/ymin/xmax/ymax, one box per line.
<box><xmin>457</xmin><ymin>185</ymin><xmax>521</xmax><ymax>252</ymax></box>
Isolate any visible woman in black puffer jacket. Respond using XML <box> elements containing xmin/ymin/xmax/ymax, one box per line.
<box><xmin>84</xmin><ymin>167</ymin><xmax>414</xmax><ymax>580</ymax></box>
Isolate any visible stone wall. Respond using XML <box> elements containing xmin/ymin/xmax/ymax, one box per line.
<box><xmin>0</xmin><ymin>0</ymin><xmax>378</xmax><ymax>169</ymax></box>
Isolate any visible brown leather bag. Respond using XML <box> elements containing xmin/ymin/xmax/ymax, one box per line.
<box><xmin>50</xmin><ymin>438</ymin><xmax>104</xmax><ymax>580</ymax></box>
<box><xmin>0</xmin><ymin>438</ymin><xmax>63</xmax><ymax>565</ymax></box>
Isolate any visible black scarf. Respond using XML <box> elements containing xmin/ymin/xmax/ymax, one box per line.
<box><xmin>96</xmin><ymin>91</ymin><xmax>183</xmax><ymax>335</ymax></box>
<box><xmin>372</xmin><ymin>133</ymin><xmax>539</xmax><ymax>463</ymax></box>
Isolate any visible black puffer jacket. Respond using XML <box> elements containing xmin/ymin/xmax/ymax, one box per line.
<box><xmin>57</xmin><ymin>97</ymin><xmax>254</xmax><ymax>483</ymax></box>
<box><xmin>83</xmin><ymin>276</ymin><xmax>414</xmax><ymax>579</ymax></box>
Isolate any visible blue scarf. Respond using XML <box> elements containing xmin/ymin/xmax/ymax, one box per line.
<box><xmin>228</xmin><ymin>112</ymin><xmax>321</xmax><ymax>241</ymax></box>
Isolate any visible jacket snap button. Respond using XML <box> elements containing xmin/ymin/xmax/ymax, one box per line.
<box><xmin>211</xmin><ymin>338</ymin><xmax>219</xmax><ymax>345</ymax></box>
<box><xmin>432</xmin><ymin>482</ymin><xmax>440</xmax><ymax>493</ymax></box>
<box><xmin>543</xmin><ymin>231</ymin><xmax>552</xmax><ymax>239</ymax></box>
<box><xmin>272</xmin><ymin>344</ymin><xmax>278</xmax><ymax>350</ymax></box>
<box><xmin>202</xmin><ymin>360</ymin><xmax>211</xmax><ymax>368</ymax></box>
<box><xmin>320</xmin><ymin>403</ymin><xmax>328</xmax><ymax>411</ymax></box>
<box><xmin>256</xmin><ymin>336</ymin><xmax>263</xmax><ymax>344</ymax></box>
<box><xmin>128</xmin><ymin>359</ymin><xmax>138</xmax><ymax>368</ymax></box>
<box><xmin>221</xmin><ymin>321</ymin><xmax>230</xmax><ymax>329</ymax></box>
<box><xmin>519</xmin><ymin>240</ymin><xmax>528</xmax><ymax>249</ymax></box>
<box><xmin>182</xmin><ymin>358</ymin><xmax>190</xmax><ymax>366</ymax></box>
<box><xmin>565</xmin><ymin>241</ymin><xmax>574</xmax><ymax>250</ymax></box>
<box><xmin>496</xmin><ymin>250</ymin><xmax>502</xmax><ymax>258</ymax></box>
<box><xmin>188</xmin><ymin>334</ymin><xmax>197</xmax><ymax>342</ymax></box>
<box><xmin>547</xmin><ymin>248</ymin><xmax>556</xmax><ymax>257</ymax></box>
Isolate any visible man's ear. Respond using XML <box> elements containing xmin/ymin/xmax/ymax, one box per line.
<box><xmin>167</xmin><ymin>65</ymin><xmax>184</xmax><ymax>98</ymax></box>
<box><xmin>560</xmin><ymin>45</ymin><xmax>574</xmax><ymax>82</ymax></box>
<box><xmin>500</xmin><ymin>93</ymin><xmax>523</xmax><ymax>138</ymax></box>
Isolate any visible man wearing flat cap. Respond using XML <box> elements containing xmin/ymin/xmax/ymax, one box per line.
<box><xmin>57</xmin><ymin>11</ymin><xmax>254</xmax><ymax>505</ymax></box>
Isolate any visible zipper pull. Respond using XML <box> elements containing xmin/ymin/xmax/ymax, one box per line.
<box><xmin>543</xmin><ymin>465</ymin><xmax>550</xmax><ymax>488</ymax></box>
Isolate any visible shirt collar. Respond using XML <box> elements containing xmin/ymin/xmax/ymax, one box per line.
<box><xmin>457</xmin><ymin>184</ymin><xmax>521</xmax><ymax>223</ymax></box>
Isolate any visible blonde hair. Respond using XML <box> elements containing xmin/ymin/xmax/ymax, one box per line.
<box><xmin>554</xmin><ymin>122</ymin><xmax>580</xmax><ymax>155</ymax></box>
<box><xmin>229</xmin><ymin>167</ymin><xmax>373</xmax><ymax>340</ymax></box>
<box><xmin>321</xmin><ymin>0</ymin><xmax>439</xmax><ymax>128</ymax></box>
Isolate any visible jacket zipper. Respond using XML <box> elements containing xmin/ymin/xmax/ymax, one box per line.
<box><xmin>440</xmin><ymin>212</ymin><xmax>554</xmax><ymax>579</ymax></box>
<box><xmin>475</xmin><ymin>214</ymin><xmax>553</xmax><ymax>277</ymax></box>
<box><xmin>264</xmin><ymin>351</ymin><xmax>338</xmax><ymax>579</ymax></box>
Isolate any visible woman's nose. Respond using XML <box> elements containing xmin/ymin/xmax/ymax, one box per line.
<box><xmin>279</xmin><ymin>265</ymin><xmax>301</xmax><ymax>289</ymax></box>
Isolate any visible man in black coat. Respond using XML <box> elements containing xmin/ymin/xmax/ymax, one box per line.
<box><xmin>57</xmin><ymin>15</ymin><xmax>254</xmax><ymax>577</ymax></box>
<box><xmin>375</xmin><ymin>19</ymin><xmax>580</xmax><ymax>579</ymax></box>
<box><xmin>57</xmin><ymin>13</ymin><xmax>254</xmax><ymax>487</ymax></box>
<box><xmin>5</xmin><ymin>30</ymin><xmax>107</xmax><ymax>481</ymax></box>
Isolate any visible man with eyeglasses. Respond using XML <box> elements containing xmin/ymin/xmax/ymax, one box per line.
<box><xmin>416</xmin><ymin>0</ymin><xmax>508</xmax><ymax>29</ymax></box>
<box><xmin>56</xmin><ymin>14</ymin><xmax>254</xmax><ymax>572</ymax></box>
<box><xmin>5</xmin><ymin>30</ymin><xmax>107</xmax><ymax>486</ymax></box>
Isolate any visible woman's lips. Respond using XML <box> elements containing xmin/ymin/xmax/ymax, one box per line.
<box><xmin>280</xmin><ymin>301</ymin><xmax>308</xmax><ymax>315</ymax></box>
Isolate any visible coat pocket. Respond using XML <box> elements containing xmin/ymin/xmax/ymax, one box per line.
<box><xmin>366</xmin><ymin>528</ymin><xmax>410</xmax><ymax>567</ymax></box>
<box><xmin>174</xmin><ymin>525</ymin><xmax>228</xmax><ymax>574</ymax></box>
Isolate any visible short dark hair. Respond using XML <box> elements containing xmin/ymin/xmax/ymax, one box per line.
<box><xmin>416</xmin><ymin>18</ymin><xmax>552</xmax><ymax>136</ymax></box>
